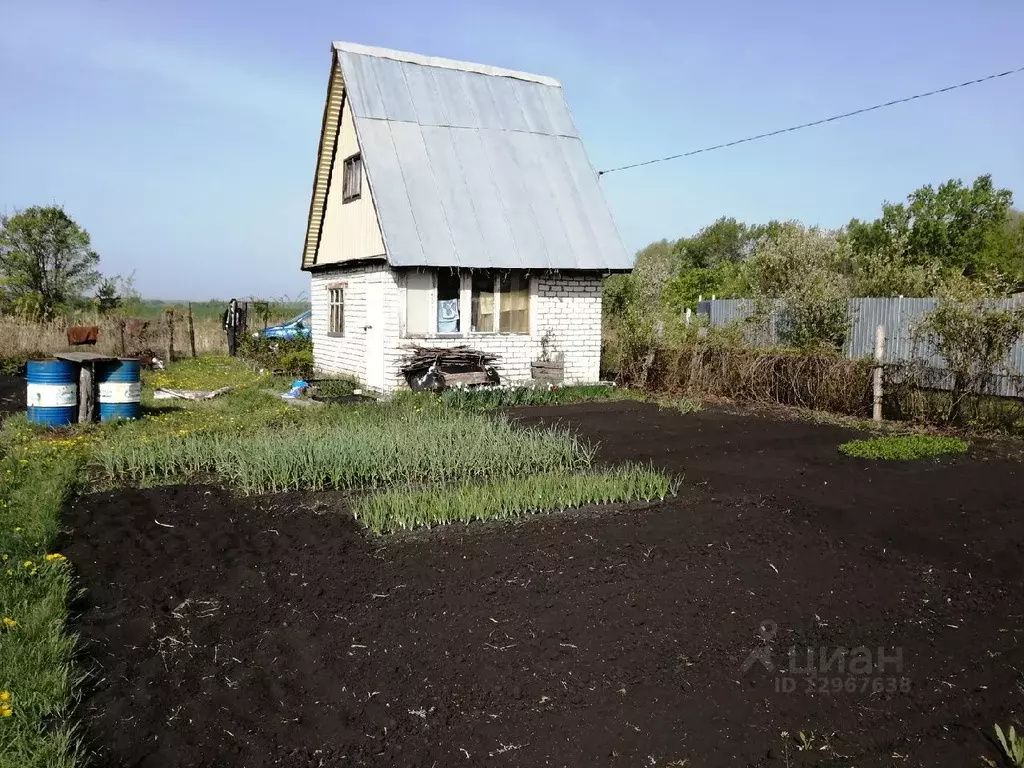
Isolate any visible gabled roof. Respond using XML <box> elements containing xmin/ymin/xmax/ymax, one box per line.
<box><xmin>301</xmin><ymin>42</ymin><xmax>633</xmax><ymax>272</ymax></box>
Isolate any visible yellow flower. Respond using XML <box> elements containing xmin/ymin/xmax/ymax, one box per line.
<box><xmin>13</xmin><ymin>528</ymin><xmax>22</xmax><ymax>533</ymax></box>
<box><xmin>22</xmin><ymin>561</ymin><xmax>33</xmax><ymax>569</ymax></box>
<box><xmin>2</xmin><ymin>617</ymin><xmax>16</xmax><ymax>629</ymax></box>
<box><xmin>0</xmin><ymin>704</ymin><xmax>12</xmax><ymax>717</ymax></box>
<box><xmin>0</xmin><ymin>691</ymin><xmax>9</xmax><ymax>702</ymax></box>
<box><xmin>45</xmin><ymin>553</ymin><xmax>67</xmax><ymax>563</ymax></box>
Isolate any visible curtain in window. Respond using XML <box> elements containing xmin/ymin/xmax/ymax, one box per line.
<box><xmin>499</xmin><ymin>274</ymin><xmax>529</xmax><ymax>333</ymax></box>
<box><xmin>436</xmin><ymin>271</ymin><xmax>461</xmax><ymax>334</ymax></box>
<box><xmin>471</xmin><ymin>272</ymin><xmax>495</xmax><ymax>332</ymax></box>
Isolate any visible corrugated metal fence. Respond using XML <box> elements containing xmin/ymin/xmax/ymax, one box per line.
<box><xmin>698</xmin><ymin>297</ymin><xmax>1024</xmax><ymax>398</ymax></box>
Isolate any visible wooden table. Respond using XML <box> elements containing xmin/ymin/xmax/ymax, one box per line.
<box><xmin>53</xmin><ymin>352</ymin><xmax>117</xmax><ymax>423</ymax></box>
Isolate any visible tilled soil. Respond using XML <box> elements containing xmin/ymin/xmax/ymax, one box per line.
<box><xmin>66</xmin><ymin>402</ymin><xmax>1024</xmax><ymax>767</ymax></box>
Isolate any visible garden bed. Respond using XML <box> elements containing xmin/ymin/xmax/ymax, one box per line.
<box><xmin>65</xmin><ymin>402</ymin><xmax>1024</xmax><ymax>767</ymax></box>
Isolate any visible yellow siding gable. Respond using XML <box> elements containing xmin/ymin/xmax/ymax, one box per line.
<box><xmin>315</xmin><ymin>82</ymin><xmax>386</xmax><ymax>266</ymax></box>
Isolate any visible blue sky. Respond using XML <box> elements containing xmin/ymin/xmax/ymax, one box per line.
<box><xmin>1</xmin><ymin>0</ymin><xmax>1021</xmax><ymax>299</ymax></box>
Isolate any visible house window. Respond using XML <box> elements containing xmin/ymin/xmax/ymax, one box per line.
<box><xmin>436</xmin><ymin>270</ymin><xmax>461</xmax><ymax>333</ymax></box>
<box><xmin>328</xmin><ymin>287</ymin><xmax>344</xmax><ymax>335</ymax></box>
<box><xmin>402</xmin><ymin>270</ymin><xmax>531</xmax><ymax>337</ymax></box>
<box><xmin>498</xmin><ymin>273</ymin><xmax>529</xmax><ymax>333</ymax></box>
<box><xmin>342</xmin><ymin>153</ymin><xmax>362</xmax><ymax>203</ymax></box>
<box><xmin>470</xmin><ymin>272</ymin><xmax>495</xmax><ymax>332</ymax></box>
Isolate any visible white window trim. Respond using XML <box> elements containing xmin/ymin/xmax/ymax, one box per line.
<box><xmin>327</xmin><ymin>283</ymin><xmax>345</xmax><ymax>337</ymax></box>
<box><xmin>400</xmin><ymin>270</ymin><xmax>535</xmax><ymax>339</ymax></box>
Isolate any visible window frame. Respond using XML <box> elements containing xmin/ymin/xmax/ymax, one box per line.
<box><xmin>327</xmin><ymin>285</ymin><xmax>345</xmax><ymax>337</ymax></box>
<box><xmin>341</xmin><ymin>153</ymin><xmax>362</xmax><ymax>203</ymax></box>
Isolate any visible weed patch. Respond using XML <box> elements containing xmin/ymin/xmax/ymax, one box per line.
<box><xmin>434</xmin><ymin>383</ymin><xmax>638</xmax><ymax>410</ymax></box>
<box><xmin>839</xmin><ymin>434</ymin><xmax>969</xmax><ymax>460</ymax></box>
<box><xmin>0</xmin><ymin>433</ymin><xmax>85</xmax><ymax>768</ymax></box>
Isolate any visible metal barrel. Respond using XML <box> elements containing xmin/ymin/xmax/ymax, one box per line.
<box><xmin>26</xmin><ymin>360</ymin><xmax>79</xmax><ymax>426</ymax></box>
<box><xmin>96</xmin><ymin>359</ymin><xmax>142</xmax><ymax>421</ymax></box>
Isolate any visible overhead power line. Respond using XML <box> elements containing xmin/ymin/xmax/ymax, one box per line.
<box><xmin>598</xmin><ymin>65</ymin><xmax>1024</xmax><ymax>176</ymax></box>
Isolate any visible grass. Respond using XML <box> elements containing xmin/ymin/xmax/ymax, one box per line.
<box><xmin>94</xmin><ymin>402</ymin><xmax>595</xmax><ymax>494</ymax></box>
<box><xmin>0</xmin><ymin>434</ymin><xmax>87</xmax><ymax>768</ymax></box>
<box><xmin>839</xmin><ymin>434</ymin><xmax>970</xmax><ymax>460</ymax></box>
<box><xmin>434</xmin><ymin>383</ymin><xmax>639</xmax><ymax>410</ymax></box>
<box><xmin>352</xmin><ymin>464</ymin><xmax>677</xmax><ymax>534</ymax></box>
<box><xmin>147</xmin><ymin>356</ymin><xmax>261</xmax><ymax>391</ymax></box>
<box><xmin>995</xmin><ymin>724</ymin><xmax>1024</xmax><ymax>767</ymax></box>
<box><xmin>656</xmin><ymin>396</ymin><xmax>703</xmax><ymax>414</ymax></box>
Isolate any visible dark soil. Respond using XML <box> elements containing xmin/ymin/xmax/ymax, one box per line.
<box><xmin>66</xmin><ymin>402</ymin><xmax>1024</xmax><ymax>768</ymax></box>
<box><xmin>0</xmin><ymin>373</ymin><xmax>25</xmax><ymax>419</ymax></box>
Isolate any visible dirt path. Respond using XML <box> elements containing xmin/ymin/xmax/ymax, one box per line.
<box><xmin>66</xmin><ymin>402</ymin><xmax>1024</xmax><ymax>767</ymax></box>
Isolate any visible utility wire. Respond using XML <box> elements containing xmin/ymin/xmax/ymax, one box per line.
<box><xmin>598</xmin><ymin>65</ymin><xmax>1024</xmax><ymax>176</ymax></box>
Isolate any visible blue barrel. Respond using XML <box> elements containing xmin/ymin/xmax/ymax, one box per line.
<box><xmin>26</xmin><ymin>360</ymin><xmax>79</xmax><ymax>426</ymax></box>
<box><xmin>97</xmin><ymin>359</ymin><xmax>142</xmax><ymax>421</ymax></box>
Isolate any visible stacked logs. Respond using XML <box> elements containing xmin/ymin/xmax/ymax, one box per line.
<box><xmin>400</xmin><ymin>345</ymin><xmax>500</xmax><ymax>391</ymax></box>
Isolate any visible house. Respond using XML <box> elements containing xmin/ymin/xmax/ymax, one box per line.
<box><xmin>300</xmin><ymin>42</ymin><xmax>633</xmax><ymax>392</ymax></box>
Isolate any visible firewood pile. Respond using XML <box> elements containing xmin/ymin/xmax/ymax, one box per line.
<box><xmin>400</xmin><ymin>345</ymin><xmax>500</xmax><ymax>391</ymax></box>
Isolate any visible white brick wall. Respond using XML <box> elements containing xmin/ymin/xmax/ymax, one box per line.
<box><xmin>311</xmin><ymin>266</ymin><xmax>603</xmax><ymax>392</ymax></box>
<box><xmin>310</xmin><ymin>264</ymin><xmax>397</xmax><ymax>385</ymax></box>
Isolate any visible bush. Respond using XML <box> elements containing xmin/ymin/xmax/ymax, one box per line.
<box><xmin>839</xmin><ymin>434</ymin><xmax>969</xmax><ymax>460</ymax></box>
<box><xmin>0</xmin><ymin>351</ymin><xmax>47</xmax><ymax>377</ymax></box>
<box><xmin>238</xmin><ymin>335</ymin><xmax>313</xmax><ymax>378</ymax></box>
<box><xmin>913</xmin><ymin>299</ymin><xmax>1024</xmax><ymax>424</ymax></box>
<box><xmin>622</xmin><ymin>341</ymin><xmax>873</xmax><ymax>416</ymax></box>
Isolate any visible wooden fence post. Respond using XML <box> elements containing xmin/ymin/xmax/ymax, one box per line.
<box><xmin>187</xmin><ymin>303</ymin><xmax>197</xmax><ymax>358</ymax></box>
<box><xmin>118</xmin><ymin>319</ymin><xmax>126</xmax><ymax>356</ymax></box>
<box><xmin>165</xmin><ymin>309</ymin><xmax>175</xmax><ymax>365</ymax></box>
<box><xmin>873</xmin><ymin>324</ymin><xmax>885</xmax><ymax>422</ymax></box>
<box><xmin>78</xmin><ymin>363</ymin><xmax>95</xmax><ymax>424</ymax></box>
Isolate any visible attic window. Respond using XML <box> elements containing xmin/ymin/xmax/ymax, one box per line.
<box><xmin>342</xmin><ymin>153</ymin><xmax>362</xmax><ymax>203</ymax></box>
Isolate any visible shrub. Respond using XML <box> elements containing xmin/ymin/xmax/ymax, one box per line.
<box><xmin>238</xmin><ymin>335</ymin><xmax>313</xmax><ymax>378</ymax></box>
<box><xmin>913</xmin><ymin>299</ymin><xmax>1024</xmax><ymax>424</ymax></box>
<box><xmin>838</xmin><ymin>434</ymin><xmax>968</xmax><ymax>460</ymax></box>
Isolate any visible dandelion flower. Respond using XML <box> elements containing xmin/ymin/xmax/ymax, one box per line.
<box><xmin>45</xmin><ymin>553</ymin><xmax>67</xmax><ymax>563</ymax></box>
<box><xmin>22</xmin><ymin>561</ymin><xmax>33</xmax><ymax>569</ymax></box>
<box><xmin>0</xmin><ymin>704</ymin><xmax>12</xmax><ymax>717</ymax></box>
<box><xmin>0</xmin><ymin>691</ymin><xmax>9</xmax><ymax>702</ymax></box>
<box><xmin>2</xmin><ymin>617</ymin><xmax>17</xmax><ymax>629</ymax></box>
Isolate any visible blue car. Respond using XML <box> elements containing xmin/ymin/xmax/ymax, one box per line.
<box><xmin>259</xmin><ymin>310</ymin><xmax>312</xmax><ymax>340</ymax></box>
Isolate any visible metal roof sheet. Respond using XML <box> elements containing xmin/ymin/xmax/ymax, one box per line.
<box><xmin>333</xmin><ymin>43</ymin><xmax>633</xmax><ymax>271</ymax></box>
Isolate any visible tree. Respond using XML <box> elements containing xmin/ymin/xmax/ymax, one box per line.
<box><xmin>915</xmin><ymin>299</ymin><xmax>1024</xmax><ymax>423</ymax></box>
<box><xmin>848</xmin><ymin>175</ymin><xmax>1017</xmax><ymax>295</ymax></box>
<box><xmin>742</xmin><ymin>224</ymin><xmax>852</xmax><ymax>350</ymax></box>
<box><xmin>0</xmin><ymin>206</ymin><xmax>101</xmax><ymax>318</ymax></box>
<box><xmin>94</xmin><ymin>273</ymin><xmax>142</xmax><ymax>315</ymax></box>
